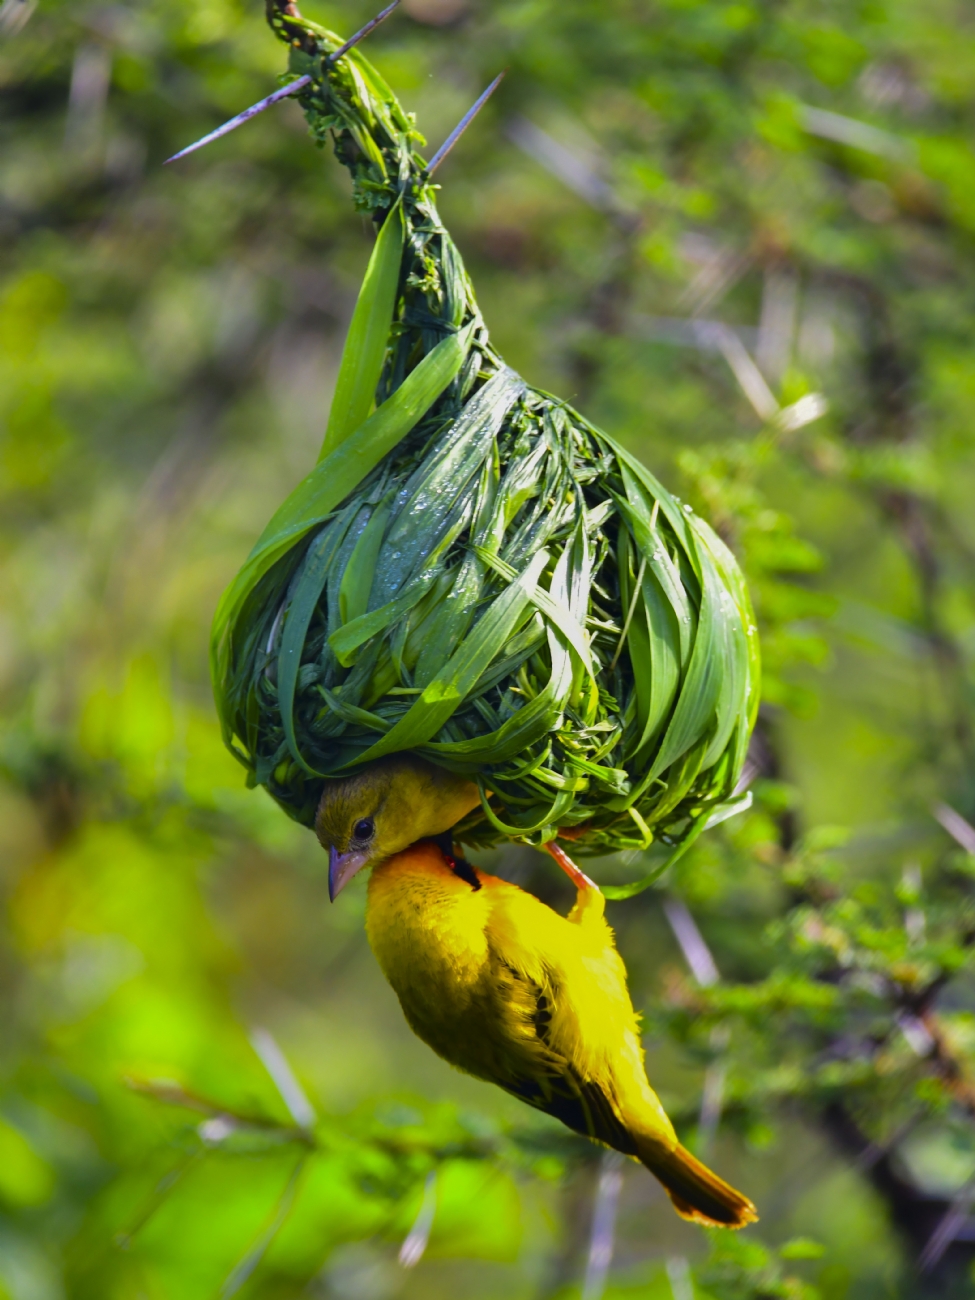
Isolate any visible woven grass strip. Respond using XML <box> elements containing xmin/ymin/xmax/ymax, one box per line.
<box><xmin>210</xmin><ymin>0</ymin><xmax>760</xmax><ymax>887</ymax></box>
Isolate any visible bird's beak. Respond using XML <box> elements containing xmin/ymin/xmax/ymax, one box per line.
<box><xmin>328</xmin><ymin>845</ymin><xmax>370</xmax><ymax>901</ymax></box>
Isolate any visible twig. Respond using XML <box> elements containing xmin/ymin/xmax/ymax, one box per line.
<box><xmin>250</xmin><ymin>1027</ymin><xmax>317</xmax><ymax>1130</ymax></box>
<box><xmin>115</xmin><ymin>1148</ymin><xmax>206</xmax><ymax>1249</ymax></box>
<box><xmin>0</xmin><ymin>0</ymin><xmax>36</xmax><ymax>37</ymax></box>
<box><xmin>581</xmin><ymin>1152</ymin><xmax>625</xmax><ymax>1300</ymax></box>
<box><xmin>125</xmin><ymin>1074</ymin><xmax>314</xmax><ymax>1144</ymax></box>
<box><xmin>666</xmin><ymin>1256</ymin><xmax>694</xmax><ymax>1300</ymax></box>
<box><xmin>918</xmin><ymin>1172</ymin><xmax>975</xmax><ymax>1273</ymax></box>
<box><xmin>798</xmin><ymin>104</ymin><xmax>915</xmax><ymax>163</ymax></box>
<box><xmin>399</xmin><ymin>1170</ymin><xmax>437</xmax><ymax>1267</ymax></box>
<box><xmin>221</xmin><ymin>1156</ymin><xmax>308</xmax><ymax>1297</ymax></box>
<box><xmin>854</xmin><ymin>1110</ymin><xmax>924</xmax><ymax>1172</ymax></box>
<box><xmin>328</xmin><ymin>0</ymin><xmax>401</xmax><ymax>62</ymax></box>
<box><xmin>164</xmin><ymin>77</ymin><xmax>312</xmax><ymax>164</ymax></box>
<box><xmin>697</xmin><ymin>322</ymin><xmax>780</xmax><ymax>423</ymax></box>
<box><xmin>663</xmin><ymin>896</ymin><xmax>729</xmax><ymax>1154</ymax></box>
<box><xmin>698</xmin><ymin>1025</ymin><xmax>731</xmax><ymax>1160</ymax></box>
<box><xmin>917</xmin><ymin>1011</ymin><xmax>975</xmax><ymax>1120</ymax></box>
<box><xmin>933</xmin><ymin>801</ymin><xmax>975</xmax><ymax>856</ymax></box>
<box><xmin>663</xmin><ymin>896</ymin><xmax>719</xmax><ymax>988</ymax></box>
<box><xmin>507</xmin><ymin>115</ymin><xmax>629</xmax><ymax>222</ymax></box>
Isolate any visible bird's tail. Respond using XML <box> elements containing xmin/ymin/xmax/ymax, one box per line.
<box><xmin>636</xmin><ymin>1137</ymin><xmax>758</xmax><ymax>1228</ymax></box>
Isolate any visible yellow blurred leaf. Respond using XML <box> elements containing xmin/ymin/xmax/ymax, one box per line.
<box><xmin>0</xmin><ymin>1118</ymin><xmax>55</xmax><ymax>1208</ymax></box>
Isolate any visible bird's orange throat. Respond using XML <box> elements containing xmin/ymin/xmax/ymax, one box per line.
<box><xmin>367</xmin><ymin>840</ymin><xmax>487</xmax><ymax>913</ymax></box>
<box><xmin>363</xmin><ymin>842</ymin><xmax>496</xmax><ymax>1060</ymax></box>
<box><xmin>364</xmin><ymin>841</ymin><xmax>492</xmax><ymax>970</ymax></box>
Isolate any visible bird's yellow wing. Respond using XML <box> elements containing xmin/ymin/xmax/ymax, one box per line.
<box><xmin>475</xmin><ymin>881</ymin><xmax>642</xmax><ymax>1155</ymax></box>
<box><xmin>480</xmin><ymin>883</ymin><xmax>757</xmax><ymax>1228</ymax></box>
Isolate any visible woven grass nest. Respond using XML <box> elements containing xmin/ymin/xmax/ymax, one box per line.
<box><xmin>211</xmin><ymin>0</ymin><xmax>760</xmax><ymax>893</ymax></box>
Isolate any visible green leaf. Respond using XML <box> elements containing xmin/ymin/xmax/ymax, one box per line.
<box><xmin>477</xmin><ymin>782</ymin><xmax>576</xmax><ymax>838</ymax></box>
<box><xmin>695</xmin><ymin>522</ymin><xmax>748</xmax><ymax>771</ymax></box>
<box><xmin>644</xmin><ymin>531</ymin><xmax>724</xmax><ymax>783</ymax></box>
<box><xmin>779</xmin><ymin>1237</ymin><xmax>826</xmax><ymax>1261</ymax></box>
<box><xmin>423</xmin><ymin>674</ymin><xmax>559</xmax><ymax>768</ymax></box>
<box><xmin>345</xmin><ymin>549</ymin><xmax>550</xmax><ymax>764</ymax></box>
<box><xmin>211</xmin><ymin>321</ymin><xmax>475</xmax><ymax>737</ymax></box>
<box><xmin>617</xmin><ymin>468</ymin><xmax>694</xmax><ymax>663</ymax></box>
<box><xmin>423</xmin><ymin>531</ymin><xmax>589</xmax><ymax>796</ymax></box>
<box><xmin>329</xmin><ymin>444</ymin><xmax>494</xmax><ymax>670</ymax></box>
<box><xmin>412</xmin><ymin>551</ymin><xmax>485</xmax><ymax>688</ymax></box>
<box><xmin>698</xmin><ymin>514</ymin><xmax>761</xmax><ymax>736</ymax></box>
<box><xmin>329</xmin><ymin>568</ymin><xmax>440</xmax><ymax>668</ymax></box>
<box><xmin>637</xmin><ymin>567</ymin><xmax>681</xmax><ymax>751</ymax></box>
<box><xmin>319</xmin><ymin>204</ymin><xmax>404</xmax><ymax>461</ymax></box>
<box><xmin>601</xmin><ymin>809</ymin><xmax>711</xmax><ymax>899</ymax></box>
<box><xmin>339</xmin><ymin>500</ymin><xmax>390</xmax><ymax>627</ymax></box>
<box><xmin>603</xmin><ymin>432</ymin><xmax>697</xmax><ymax>566</ymax></box>
<box><xmin>474</xmin><ymin>545</ymin><xmax>596</xmax><ymax>684</ymax></box>
<box><xmin>277</xmin><ymin>518</ymin><xmax>350</xmax><ymax>773</ymax></box>
<box><xmin>370</xmin><ymin>368</ymin><xmax>525</xmax><ymax>606</ymax></box>
<box><xmin>318</xmin><ymin>686</ymin><xmax>391</xmax><ymax>734</ymax></box>
<box><xmin>0</xmin><ymin>1117</ymin><xmax>55</xmax><ymax>1207</ymax></box>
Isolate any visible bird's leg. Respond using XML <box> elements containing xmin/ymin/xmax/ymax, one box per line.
<box><xmin>546</xmin><ymin>841</ymin><xmax>597</xmax><ymax>889</ymax></box>
<box><xmin>547</xmin><ymin>842</ymin><xmax>605</xmax><ymax>923</ymax></box>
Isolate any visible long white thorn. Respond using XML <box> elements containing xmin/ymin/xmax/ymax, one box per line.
<box><xmin>426</xmin><ymin>71</ymin><xmax>505</xmax><ymax>176</ymax></box>
<box><xmin>165</xmin><ymin>77</ymin><xmax>311</xmax><ymax>164</ymax></box>
<box><xmin>165</xmin><ymin>0</ymin><xmax>400</xmax><ymax>165</ymax></box>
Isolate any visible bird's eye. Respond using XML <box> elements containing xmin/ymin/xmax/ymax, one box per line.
<box><xmin>353</xmin><ymin>817</ymin><xmax>375</xmax><ymax>842</ymax></box>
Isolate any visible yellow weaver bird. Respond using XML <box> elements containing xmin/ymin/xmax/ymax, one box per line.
<box><xmin>318</xmin><ymin>755</ymin><xmax>757</xmax><ymax>1228</ymax></box>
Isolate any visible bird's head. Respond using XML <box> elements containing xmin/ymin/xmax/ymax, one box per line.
<box><xmin>315</xmin><ymin>754</ymin><xmax>480</xmax><ymax>900</ymax></box>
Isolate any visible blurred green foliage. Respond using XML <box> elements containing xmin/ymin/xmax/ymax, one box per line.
<box><xmin>3</xmin><ymin>0</ymin><xmax>975</xmax><ymax>1296</ymax></box>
